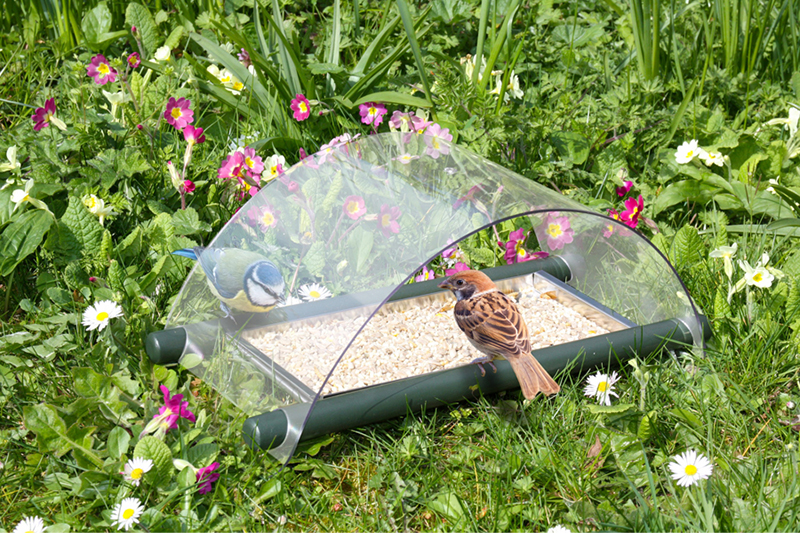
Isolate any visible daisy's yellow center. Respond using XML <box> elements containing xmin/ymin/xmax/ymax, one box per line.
<box><xmin>309</xmin><ymin>290</ymin><xmax>321</xmax><ymax>298</ymax></box>
<box><xmin>261</xmin><ymin>212</ymin><xmax>274</xmax><ymax>226</ymax></box>
<box><xmin>96</xmin><ymin>311</ymin><xmax>109</xmax><ymax>321</ymax></box>
<box><xmin>123</xmin><ymin>509</ymin><xmax>135</xmax><ymax>520</ymax></box>
<box><xmin>131</xmin><ymin>467</ymin><xmax>144</xmax><ymax>480</ymax></box>
<box><xmin>382</xmin><ymin>214</ymin><xmax>391</xmax><ymax>227</ymax></box>
<box><xmin>24</xmin><ymin>530</ymin><xmax>34</xmax><ymax>533</ymax></box>
<box><xmin>299</xmin><ymin>101</ymin><xmax>308</xmax><ymax>113</ymax></box>
<box><xmin>98</xmin><ymin>63</ymin><xmax>110</xmax><ymax>75</ymax></box>
<box><xmin>685</xmin><ymin>464</ymin><xmax>698</xmax><ymax>476</ymax></box>
<box><xmin>171</xmin><ymin>108</ymin><xmax>183</xmax><ymax>119</ymax></box>
<box><xmin>597</xmin><ymin>381</ymin><xmax>608</xmax><ymax>392</ymax></box>
<box><xmin>547</xmin><ymin>223</ymin><xmax>563</xmax><ymax>238</ymax></box>
<box><xmin>753</xmin><ymin>272</ymin><xmax>763</xmax><ymax>282</ymax></box>
<box><xmin>347</xmin><ymin>201</ymin><xmax>360</xmax><ymax>214</ymax></box>
<box><xmin>401</xmin><ymin>155</ymin><xmax>411</xmax><ymax>161</ymax></box>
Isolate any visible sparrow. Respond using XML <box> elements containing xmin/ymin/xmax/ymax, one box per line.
<box><xmin>173</xmin><ymin>247</ymin><xmax>285</xmax><ymax>316</ymax></box>
<box><xmin>438</xmin><ymin>269</ymin><xmax>560</xmax><ymax>399</ymax></box>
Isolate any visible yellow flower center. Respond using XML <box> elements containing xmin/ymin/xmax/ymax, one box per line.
<box><xmin>309</xmin><ymin>290</ymin><xmax>321</xmax><ymax>298</ymax></box>
<box><xmin>123</xmin><ymin>509</ymin><xmax>135</xmax><ymax>520</ymax></box>
<box><xmin>96</xmin><ymin>311</ymin><xmax>109</xmax><ymax>321</ymax></box>
<box><xmin>347</xmin><ymin>201</ymin><xmax>360</xmax><ymax>214</ymax></box>
<box><xmin>220</xmin><ymin>75</ymin><xmax>231</xmax><ymax>83</ymax></box>
<box><xmin>24</xmin><ymin>530</ymin><xmax>34</xmax><ymax>533</ymax></box>
<box><xmin>261</xmin><ymin>212</ymin><xmax>274</xmax><ymax>226</ymax></box>
<box><xmin>85</xmin><ymin>197</ymin><xmax>97</xmax><ymax>209</ymax></box>
<box><xmin>606</xmin><ymin>224</ymin><xmax>614</xmax><ymax>233</ymax></box>
<box><xmin>233</xmin><ymin>81</ymin><xmax>244</xmax><ymax>91</ymax></box>
<box><xmin>299</xmin><ymin>101</ymin><xmax>308</xmax><ymax>113</ymax></box>
<box><xmin>131</xmin><ymin>468</ymin><xmax>144</xmax><ymax>480</ymax></box>
<box><xmin>98</xmin><ymin>63</ymin><xmax>110</xmax><ymax>75</ymax></box>
<box><xmin>515</xmin><ymin>241</ymin><xmax>527</xmax><ymax>258</ymax></box>
<box><xmin>753</xmin><ymin>272</ymin><xmax>763</xmax><ymax>282</ymax></box>
<box><xmin>685</xmin><ymin>464</ymin><xmax>698</xmax><ymax>476</ymax></box>
<box><xmin>597</xmin><ymin>381</ymin><xmax>608</xmax><ymax>392</ymax></box>
<box><xmin>687</xmin><ymin>149</ymin><xmax>694</xmax><ymax>158</ymax></box>
<box><xmin>171</xmin><ymin>108</ymin><xmax>183</xmax><ymax>119</ymax></box>
<box><xmin>382</xmin><ymin>214</ymin><xmax>391</xmax><ymax>227</ymax></box>
<box><xmin>369</xmin><ymin>106</ymin><xmax>377</xmax><ymax>116</ymax></box>
<box><xmin>632</xmin><ymin>206</ymin><xmax>639</xmax><ymax>215</ymax></box>
<box><xmin>431</xmin><ymin>139</ymin><xmax>440</xmax><ymax>149</ymax></box>
<box><xmin>20</xmin><ymin>192</ymin><xmax>30</xmax><ymax>202</ymax></box>
<box><xmin>241</xmin><ymin>182</ymin><xmax>251</xmax><ymax>192</ymax></box>
<box><xmin>547</xmin><ymin>223</ymin><xmax>563</xmax><ymax>238</ymax></box>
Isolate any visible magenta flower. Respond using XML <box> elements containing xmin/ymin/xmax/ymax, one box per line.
<box><xmin>343</xmin><ymin>195</ymin><xmax>366</xmax><ymax>220</ymax></box>
<box><xmin>164</xmin><ymin>97</ymin><xmax>194</xmax><ymax>131</ymax></box>
<box><xmin>621</xmin><ymin>195</ymin><xmax>644</xmax><ymax>228</ymax></box>
<box><xmin>502</xmin><ymin>228</ymin><xmax>536</xmax><ymax>264</ymax></box>
<box><xmin>543</xmin><ymin>214</ymin><xmax>575</xmax><ymax>250</ymax></box>
<box><xmin>146</xmin><ymin>385</ymin><xmax>196</xmax><ymax>435</ymax></box>
<box><xmin>291</xmin><ymin>94</ymin><xmax>311</xmax><ymax>121</ymax></box>
<box><xmin>86</xmin><ymin>54</ymin><xmax>117</xmax><ymax>85</ymax></box>
<box><xmin>424</xmin><ymin>123</ymin><xmax>453</xmax><ymax>158</ymax></box>
<box><xmin>238</xmin><ymin>48</ymin><xmax>251</xmax><ymax>67</ymax></box>
<box><xmin>616</xmin><ymin>180</ymin><xmax>633</xmax><ymax>197</ymax></box>
<box><xmin>415</xmin><ymin>265</ymin><xmax>436</xmax><ymax>282</ymax></box>
<box><xmin>131</xmin><ymin>25</ymin><xmax>137</xmax><ymax>35</ymax></box>
<box><xmin>196</xmin><ymin>462</ymin><xmax>220</xmax><ymax>494</ymax></box>
<box><xmin>217</xmin><ymin>151</ymin><xmax>246</xmax><ymax>181</ymax></box>
<box><xmin>127</xmin><ymin>52</ymin><xmax>141</xmax><ymax>69</ymax></box>
<box><xmin>237</xmin><ymin>175</ymin><xmax>260</xmax><ymax>199</ymax></box>
<box><xmin>183</xmin><ymin>180</ymin><xmax>195</xmax><ymax>194</ymax></box>
<box><xmin>603</xmin><ymin>209</ymin><xmax>621</xmax><ymax>238</ymax></box>
<box><xmin>183</xmin><ymin>125</ymin><xmax>206</xmax><ymax>145</ymax></box>
<box><xmin>248</xmin><ymin>204</ymin><xmax>279</xmax><ymax>230</ymax></box>
<box><xmin>31</xmin><ymin>98</ymin><xmax>57</xmax><ymax>131</ymax></box>
<box><xmin>278</xmin><ymin>175</ymin><xmax>299</xmax><ymax>193</ymax></box>
<box><xmin>389</xmin><ymin>110</ymin><xmax>414</xmax><ymax>131</ymax></box>
<box><xmin>242</xmin><ymin>147</ymin><xmax>264</xmax><ymax>177</ymax></box>
<box><xmin>299</xmin><ymin>147</ymin><xmax>308</xmax><ymax>160</ymax></box>
<box><xmin>359</xmin><ymin>102</ymin><xmax>387</xmax><ymax>127</ymax></box>
<box><xmin>453</xmin><ymin>184</ymin><xmax>483</xmax><ymax>210</ymax></box>
<box><xmin>445</xmin><ymin>262</ymin><xmax>470</xmax><ymax>276</ymax></box>
<box><xmin>378</xmin><ymin>204</ymin><xmax>401</xmax><ymax>238</ymax></box>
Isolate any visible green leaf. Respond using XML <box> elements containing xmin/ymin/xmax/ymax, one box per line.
<box><xmin>134</xmin><ymin>436</ymin><xmax>173</xmax><ymax>486</ymax></box>
<box><xmin>428</xmin><ymin>491</ymin><xmax>466</xmax><ymax>523</ymax></box>
<box><xmin>637</xmin><ymin>410</ymin><xmax>657</xmax><ymax>440</ymax></box>
<box><xmin>304</xmin><ymin>241</ymin><xmax>326</xmax><ymax>278</ymax></box>
<box><xmin>350</xmin><ymin>91</ymin><xmax>432</xmax><ymax>109</ymax></box>
<box><xmin>164</xmin><ymin>25</ymin><xmax>185</xmax><ymax>49</ymax></box>
<box><xmin>126</xmin><ymin>3</ymin><xmax>159</xmax><ymax>56</ymax></box>
<box><xmin>669</xmin><ymin>225</ymin><xmax>703</xmax><ymax>267</ymax></box>
<box><xmin>0</xmin><ymin>209</ymin><xmax>53</xmax><ymax>276</ymax></box>
<box><xmin>73</xmin><ymin>367</ymin><xmax>113</xmax><ymax>398</ymax></box>
<box><xmin>61</xmin><ymin>196</ymin><xmax>103</xmax><ymax>253</ymax></box>
<box><xmin>652</xmin><ymin>180</ymin><xmax>720</xmax><ymax>215</ymax></box>
<box><xmin>549</xmin><ymin>131</ymin><xmax>590</xmax><ymax>165</ymax></box>
<box><xmin>172</xmin><ymin>207</ymin><xmax>212</xmax><ymax>236</ymax></box>
<box><xmin>187</xmin><ymin>442</ymin><xmax>219</xmax><ymax>466</ymax></box>
<box><xmin>587</xmin><ymin>402</ymin><xmax>635</xmax><ymax>414</ymax></box>
<box><xmin>81</xmin><ymin>3</ymin><xmax>113</xmax><ymax>47</ymax></box>
<box><xmin>23</xmin><ymin>404</ymin><xmax>104</xmax><ymax>468</ymax></box>
<box><xmin>107</xmin><ymin>426</ymin><xmax>131</xmax><ymax>459</ymax></box>
<box><xmin>670</xmin><ymin>407</ymin><xmax>702</xmax><ymax>428</ymax></box>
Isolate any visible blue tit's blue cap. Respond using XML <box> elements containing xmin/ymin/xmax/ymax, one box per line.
<box><xmin>252</xmin><ymin>261</ymin><xmax>285</xmax><ymax>289</ymax></box>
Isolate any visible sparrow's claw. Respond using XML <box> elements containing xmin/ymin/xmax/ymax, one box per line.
<box><xmin>471</xmin><ymin>357</ymin><xmax>497</xmax><ymax>376</ymax></box>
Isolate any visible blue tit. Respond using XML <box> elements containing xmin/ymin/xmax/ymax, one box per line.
<box><xmin>173</xmin><ymin>247</ymin><xmax>285</xmax><ymax>315</ymax></box>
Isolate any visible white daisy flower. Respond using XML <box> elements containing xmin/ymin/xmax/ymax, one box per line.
<box><xmin>278</xmin><ymin>295</ymin><xmax>303</xmax><ymax>307</ymax></box>
<box><xmin>298</xmin><ymin>283</ymin><xmax>332</xmax><ymax>301</ymax></box>
<box><xmin>674</xmin><ymin>139</ymin><xmax>706</xmax><ymax>164</ymax></box>
<box><xmin>583</xmin><ymin>371</ymin><xmax>620</xmax><ymax>406</ymax></box>
<box><xmin>111</xmin><ymin>497</ymin><xmax>145</xmax><ymax>531</ymax></box>
<box><xmin>668</xmin><ymin>449</ymin><xmax>713</xmax><ymax>487</ymax></box>
<box><xmin>122</xmin><ymin>457</ymin><xmax>153</xmax><ymax>486</ymax></box>
<box><xmin>82</xmin><ymin>300</ymin><xmax>124</xmax><ymax>331</ymax></box>
<box><xmin>699</xmin><ymin>150</ymin><xmax>724</xmax><ymax>167</ymax></box>
<box><xmin>12</xmin><ymin>516</ymin><xmax>45</xmax><ymax>533</ymax></box>
<box><xmin>546</xmin><ymin>526</ymin><xmax>572</xmax><ymax>533</ymax></box>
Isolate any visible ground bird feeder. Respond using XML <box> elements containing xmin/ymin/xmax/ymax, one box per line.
<box><xmin>146</xmin><ymin>132</ymin><xmax>709</xmax><ymax>462</ymax></box>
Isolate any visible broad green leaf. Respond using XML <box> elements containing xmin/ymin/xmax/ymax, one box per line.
<box><xmin>669</xmin><ymin>225</ymin><xmax>703</xmax><ymax>266</ymax></box>
<box><xmin>428</xmin><ymin>491</ymin><xmax>466</xmax><ymax>523</ymax></box>
<box><xmin>81</xmin><ymin>3</ymin><xmax>113</xmax><ymax>47</ymax></box>
<box><xmin>550</xmin><ymin>131</ymin><xmax>590</xmax><ymax>165</ymax></box>
<box><xmin>73</xmin><ymin>367</ymin><xmax>113</xmax><ymax>398</ymax></box>
<box><xmin>107</xmin><ymin>426</ymin><xmax>131</xmax><ymax>459</ymax></box>
<box><xmin>60</xmin><ymin>196</ymin><xmax>103</xmax><ymax>253</ymax></box>
<box><xmin>172</xmin><ymin>208</ymin><xmax>212</xmax><ymax>236</ymax></box>
<box><xmin>670</xmin><ymin>407</ymin><xmax>702</xmax><ymax>428</ymax></box>
<box><xmin>351</xmin><ymin>91</ymin><xmax>432</xmax><ymax>109</ymax></box>
<box><xmin>0</xmin><ymin>209</ymin><xmax>53</xmax><ymax>276</ymax></box>
<box><xmin>587</xmin><ymin>402</ymin><xmax>636</xmax><ymax>414</ymax></box>
<box><xmin>254</xmin><ymin>477</ymin><xmax>283</xmax><ymax>503</ymax></box>
<box><xmin>187</xmin><ymin>442</ymin><xmax>219</xmax><ymax>466</ymax></box>
<box><xmin>637</xmin><ymin>410</ymin><xmax>657</xmax><ymax>440</ymax></box>
<box><xmin>652</xmin><ymin>180</ymin><xmax>719</xmax><ymax>215</ymax></box>
<box><xmin>135</xmin><ymin>436</ymin><xmax>173</xmax><ymax>486</ymax></box>
<box><xmin>396</xmin><ymin>0</ymin><xmax>432</xmax><ymax>104</ymax></box>
<box><xmin>304</xmin><ymin>241</ymin><xmax>326</xmax><ymax>278</ymax></box>
<box><xmin>126</xmin><ymin>3</ymin><xmax>160</xmax><ymax>56</ymax></box>
<box><xmin>164</xmin><ymin>25</ymin><xmax>185</xmax><ymax>49</ymax></box>
<box><xmin>23</xmin><ymin>404</ymin><xmax>104</xmax><ymax>468</ymax></box>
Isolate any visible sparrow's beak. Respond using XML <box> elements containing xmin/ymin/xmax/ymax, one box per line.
<box><xmin>438</xmin><ymin>278</ymin><xmax>452</xmax><ymax>290</ymax></box>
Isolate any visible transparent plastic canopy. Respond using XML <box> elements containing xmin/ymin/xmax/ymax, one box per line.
<box><xmin>166</xmin><ymin>132</ymin><xmax>703</xmax><ymax>460</ymax></box>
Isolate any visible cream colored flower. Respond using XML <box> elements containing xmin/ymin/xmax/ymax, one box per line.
<box><xmin>0</xmin><ymin>146</ymin><xmax>21</xmax><ymax>173</ymax></box>
<box><xmin>154</xmin><ymin>45</ymin><xmax>171</xmax><ymax>62</ymax></box>
<box><xmin>10</xmin><ymin>179</ymin><xmax>34</xmax><ymax>211</ymax></box>
<box><xmin>709</xmin><ymin>243</ymin><xmax>737</xmax><ymax>279</ymax></box>
<box><xmin>675</xmin><ymin>139</ymin><xmax>706</xmax><ymax>164</ymax></box>
<box><xmin>262</xmin><ymin>154</ymin><xmax>286</xmax><ymax>182</ymax></box>
<box><xmin>298</xmin><ymin>283</ymin><xmax>332</xmax><ymax>301</ymax></box>
<box><xmin>83</xmin><ymin>194</ymin><xmax>116</xmax><ymax>225</ymax></box>
<box><xmin>122</xmin><ymin>457</ymin><xmax>153</xmax><ymax>486</ymax></box>
<box><xmin>583</xmin><ymin>371</ymin><xmax>620</xmax><ymax>406</ymax></box>
<box><xmin>700</xmin><ymin>150</ymin><xmax>724</xmax><ymax>167</ymax></box>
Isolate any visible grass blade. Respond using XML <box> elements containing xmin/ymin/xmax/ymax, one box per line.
<box><xmin>395</xmin><ymin>0</ymin><xmax>432</xmax><ymax>106</ymax></box>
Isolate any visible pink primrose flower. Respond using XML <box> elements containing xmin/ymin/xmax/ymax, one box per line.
<box><xmin>87</xmin><ymin>54</ymin><xmax>117</xmax><ymax>85</ymax></box>
<box><xmin>248</xmin><ymin>204</ymin><xmax>279</xmax><ymax>230</ymax></box>
<box><xmin>291</xmin><ymin>94</ymin><xmax>311</xmax><ymax>121</ymax></box>
<box><xmin>217</xmin><ymin>151</ymin><xmax>245</xmax><ymax>181</ymax></box>
<box><xmin>378</xmin><ymin>204</ymin><xmax>401</xmax><ymax>238</ymax></box>
<box><xmin>196</xmin><ymin>462</ymin><xmax>220</xmax><ymax>494</ymax></box>
<box><xmin>127</xmin><ymin>52</ymin><xmax>141</xmax><ymax>68</ymax></box>
<box><xmin>151</xmin><ymin>385</ymin><xmax>196</xmax><ymax>433</ymax></box>
<box><xmin>164</xmin><ymin>97</ymin><xmax>194</xmax><ymax>131</ymax></box>
<box><xmin>424</xmin><ymin>123</ymin><xmax>453</xmax><ymax>158</ymax></box>
<box><xmin>183</xmin><ymin>180</ymin><xmax>195</xmax><ymax>194</ymax></box>
<box><xmin>502</xmin><ymin>227</ymin><xmax>536</xmax><ymax>264</ymax></box>
<box><xmin>616</xmin><ymin>180</ymin><xmax>633</xmax><ymax>197</ymax></box>
<box><xmin>343</xmin><ymin>195</ymin><xmax>366</xmax><ymax>220</ymax></box>
<box><xmin>543</xmin><ymin>214</ymin><xmax>575</xmax><ymax>250</ymax></box>
<box><xmin>242</xmin><ymin>147</ymin><xmax>264</xmax><ymax>177</ymax></box>
<box><xmin>620</xmin><ymin>195</ymin><xmax>644</xmax><ymax>228</ymax></box>
<box><xmin>445</xmin><ymin>262</ymin><xmax>471</xmax><ymax>276</ymax></box>
<box><xmin>183</xmin><ymin>125</ymin><xmax>206</xmax><ymax>145</ymax></box>
<box><xmin>32</xmin><ymin>98</ymin><xmax>57</xmax><ymax>131</ymax></box>
<box><xmin>453</xmin><ymin>184</ymin><xmax>483</xmax><ymax>210</ymax></box>
<box><xmin>415</xmin><ymin>265</ymin><xmax>436</xmax><ymax>282</ymax></box>
<box><xmin>359</xmin><ymin>102</ymin><xmax>387</xmax><ymax>127</ymax></box>
<box><xmin>238</xmin><ymin>48</ymin><xmax>251</xmax><ymax>67</ymax></box>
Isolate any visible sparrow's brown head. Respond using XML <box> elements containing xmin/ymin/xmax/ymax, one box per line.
<box><xmin>438</xmin><ymin>270</ymin><xmax>497</xmax><ymax>301</ymax></box>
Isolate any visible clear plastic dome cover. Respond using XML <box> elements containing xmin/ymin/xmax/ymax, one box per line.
<box><xmin>166</xmin><ymin>132</ymin><xmax>703</xmax><ymax>460</ymax></box>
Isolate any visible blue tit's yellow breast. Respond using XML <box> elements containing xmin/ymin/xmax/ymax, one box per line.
<box><xmin>205</xmin><ymin>279</ymin><xmax>277</xmax><ymax>313</ymax></box>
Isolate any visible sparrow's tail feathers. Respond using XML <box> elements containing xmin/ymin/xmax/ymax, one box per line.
<box><xmin>508</xmin><ymin>353</ymin><xmax>560</xmax><ymax>399</ymax></box>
